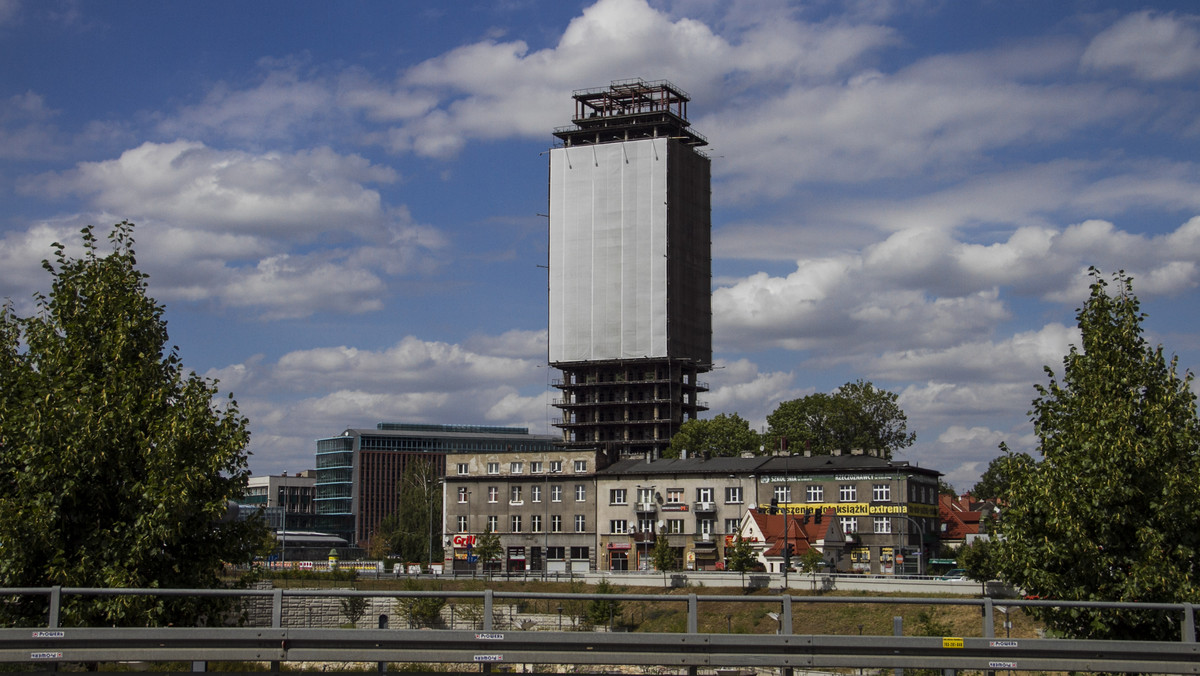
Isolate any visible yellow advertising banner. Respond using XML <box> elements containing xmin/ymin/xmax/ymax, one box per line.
<box><xmin>760</xmin><ymin>502</ymin><xmax>938</xmax><ymax>519</ymax></box>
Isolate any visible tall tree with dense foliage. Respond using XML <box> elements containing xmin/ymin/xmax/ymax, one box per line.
<box><xmin>996</xmin><ymin>269</ymin><xmax>1200</xmax><ymax>641</ymax></box>
<box><xmin>664</xmin><ymin>412</ymin><xmax>761</xmax><ymax>459</ymax></box>
<box><xmin>969</xmin><ymin>446</ymin><xmax>1035</xmax><ymax>501</ymax></box>
<box><xmin>392</xmin><ymin>457</ymin><xmax>443</xmax><ymax>564</ymax></box>
<box><xmin>0</xmin><ymin>223</ymin><xmax>266</xmax><ymax>625</ymax></box>
<box><xmin>765</xmin><ymin>380</ymin><xmax>914</xmax><ymax>458</ymax></box>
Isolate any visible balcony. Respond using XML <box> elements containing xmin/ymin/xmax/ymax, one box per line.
<box><xmin>636</xmin><ymin>502</ymin><xmax>657</xmax><ymax>514</ymax></box>
<box><xmin>694</xmin><ymin>501</ymin><xmax>716</xmax><ymax>513</ymax></box>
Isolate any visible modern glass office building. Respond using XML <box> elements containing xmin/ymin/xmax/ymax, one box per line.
<box><xmin>314</xmin><ymin>423</ymin><xmax>558</xmax><ymax>547</ymax></box>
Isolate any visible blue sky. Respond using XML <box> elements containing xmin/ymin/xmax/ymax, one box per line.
<box><xmin>3</xmin><ymin>0</ymin><xmax>1199</xmax><ymax>491</ymax></box>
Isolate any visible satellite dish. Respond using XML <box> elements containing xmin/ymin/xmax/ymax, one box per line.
<box><xmin>656</xmin><ymin>520</ymin><xmax>665</xmax><ymax>530</ymax></box>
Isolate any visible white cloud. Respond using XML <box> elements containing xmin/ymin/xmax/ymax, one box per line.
<box><xmin>269</xmin><ymin>336</ymin><xmax>539</xmax><ymax>394</ymax></box>
<box><xmin>1082</xmin><ymin>11</ymin><xmax>1200</xmax><ymax>81</ymax></box>
<box><xmin>870</xmin><ymin>324</ymin><xmax>1079</xmax><ymax>384</ymax></box>
<box><xmin>26</xmin><ymin>141</ymin><xmax>399</xmax><ymax>237</ymax></box>
<box><xmin>9</xmin><ymin>141</ymin><xmax>450</xmax><ymax>317</ymax></box>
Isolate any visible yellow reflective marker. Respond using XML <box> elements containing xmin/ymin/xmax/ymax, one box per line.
<box><xmin>942</xmin><ymin>637</ymin><xmax>964</xmax><ymax>649</ymax></box>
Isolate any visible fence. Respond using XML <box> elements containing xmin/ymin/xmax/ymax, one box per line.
<box><xmin>0</xmin><ymin>586</ymin><xmax>1195</xmax><ymax>674</ymax></box>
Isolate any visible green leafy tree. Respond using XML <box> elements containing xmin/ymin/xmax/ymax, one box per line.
<box><xmin>664</xmin><ymin>413</ymin><xmax>761</xmax><ymax>459</ymax></box>
<box><xmin>340</xmin><ymin>595</ymin><xmax>369</xmax><ymax>628</ymax></box>
<box><xmin>726</xmin><ymin>533</ymin><xmax>756</xmax><ymax>589</ymax></box>
<box><xmin>471</xmin><ymin>529</ymin><xmax>502</xmax><ymax>576</ymax></box>
<box><xmin>651</xmin><ymin>532</ymin><xmax>678</xmax><ymax>586</ymax></box>
<box><xmin>969</xmin><ymin>447</ymin><xmax>1035</xmax><ymax>501</ymax></box>
<box><xmin>996</xmin><ymin>269</ymin><xmax>1200</xmax><ymax>641</ymax></box>
<box><xmin>585</xmin><ymin>578</ymin><xmax>623</xmax><ymax>628</ymax></box>
<box><xmin>394</xmin><ymin>579</ymin><xmax>446</xmax><ymax>628</ymax></box>
<box><xmin>765</xmin><ymin>380</ymin><xmax>914</xmax><ymax>458</ymax></box>
<box><xmin>957</xmin><ymin>537</ymin><xmax>1000</xmax><ymax>597</ymax></box>
<box><xmin>0</xmin><ymin>222</ymin><xmax>266</xmax><ymax>626</ymax></box>
<box><xmin>391</xmin><ymin>457</ymin><xmax>443</xmax><ymax>564</ymax></box>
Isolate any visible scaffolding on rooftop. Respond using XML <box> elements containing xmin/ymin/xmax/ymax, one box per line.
<box><xmin>553</xmin><ymin>78</ymin><xmax>707</xmax><ymax>147</ymax></box>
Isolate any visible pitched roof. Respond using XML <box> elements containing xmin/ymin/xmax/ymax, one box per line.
<box><xmin>939</xmin><ymin>493</ymin><xmax>983</xmax><ymax>540</ymax></box>
<box><xmin>748</xmin><ymin>509</ymin><xmax>842</xmax><ymax>557</ymax></box>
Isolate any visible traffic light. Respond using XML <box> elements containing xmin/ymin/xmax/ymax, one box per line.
<box><xmin>783</xmin><ymin>543</ymin><xmax>795</xmax><ymax>565</ymax></box>
<box><xmin>768</xmin><ymin>498</ymin><xmax>778</xmax><ymax>515</ymax></box>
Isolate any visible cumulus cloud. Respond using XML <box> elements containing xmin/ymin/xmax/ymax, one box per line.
<box><xmin>25</xmin><ymin>141</ymin><xmax>400</xmax><ymax>237</ymax></box>
<box><xmin>713</xmin><ymin>215</ymin><xmax>1200</xmax><ymax>363</ymax></box>
<box><xmin>1082</xmin><ymin>11</ymin><xmax>1200</xmax><ymax>81</ymax></box>
<box><xmin>9</xmin><ymin>141</ymin><xmax>448</xmax><ymax>318</ymax></box>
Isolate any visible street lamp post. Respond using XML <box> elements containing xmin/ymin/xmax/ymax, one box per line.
<box><xmin>892</xmin><ymin>515</ymin><xmax>926</xmax><ymax>576</ymax></box>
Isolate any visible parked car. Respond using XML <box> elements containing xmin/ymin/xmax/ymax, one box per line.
<box><xmin>939</xmin><ymin>568</ymin><xmax>968</xmax><ymax>580</ymax></box>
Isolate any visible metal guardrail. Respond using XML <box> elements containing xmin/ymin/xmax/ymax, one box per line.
<box><xmin>0</xmin><ymin>587</ymin><xmax>1195</xmax><ymax>673</ymax></box>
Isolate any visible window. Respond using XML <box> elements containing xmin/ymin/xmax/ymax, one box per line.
<box><xmin>457</xmin><ymin>486</ymin><xmax>469</xmax><ymax>503</ymax></box>
<box><xmin>510</xmin><ymin>486</ymin><xmax>523</xmax><ymax>504</ymax></box>
<box><xmin>773</xmin><ymin>485</ymin><xmax>791</xmax><ymax>503</ymax></box>
<box><xmin>666</xmin><ymin>519</ymin><xmax>684</xmax><ymax>534</ymax></box>
<box><xmin>487</xmin><ymin>462</ymin><xmax>499</xmax><ymax>475</ymax></box>
<box><xmin>487</xmin><ymin>515</ymin><xmax>498</xmax><ymax>532</ymax></box>
<box><xmin>574</xmin><ymin>515</ymin><xmax>586</xmax><ymax>532</ymax></box>
<box><xmin>698</xmin><ymin>518</ymin><xmax>713</xmax><ymax>535</ymax></box>
<box><xmin>510</xmin><ymin>462</ymin><xmax>523</xmax><ymax>474</ymax></box>
<box><xmin>873</xmin><ymin>484</ymin><xmax>891</xmax><ymax>502</ymax></box>
<box><xmin>610</xmin><ymin>488</ymin><xmax>627</xmax><ymax>505</ymax></box>
<box><xmin>839</xmin><ymin>484</ymin><xmax>857</xmax><ymax>502</ymax></box>
<box><xmin>724</xmin><ymin>518</ymin><xmax>741</xmax><ymax>534</ymax></box>
<box><xmin>531</xmin><ymin>485</ymin><xmax>542</xmax><ymax>503</ymax></box>
<box><xmin>637</xmin><ymin>517</ymin><xmax>655</xmax><ymax>533</ymax></box>
<box><xmin>637</xmin><ymin>487</ymin><xmax>656</xmax><ymax>504</ymax></box>
<box><xmin>456</xmin><ymin>463</ymin><xmax>468</xmax><ymax>475</ymax></box>
<box><xmin>530</xmin><ymin>461</ymin><xmax>543</xmax><ymax>474</ymax></box>
<box><xmin>457</xmin><ymin>515</ymin><xmax>467</xmax><ymax>532</ymax></box>
<box><xmin>511</xmin><ymin>515</ymin><xmax>522</xmax><ymax>532</ymax></box>
<box><xmin>873</xmin><ymin>517</ymin><xmax>891</xmax><ymax>534</ymax></box>
<box><xmin>725</xmin><ymin>486</ymin><xmax>742</xmax><ymax>504</ymax></box>
<box><xmin>666</xmin><ymin>488</ymin><xmax>684</xmax><ymax>504</ymax></box>
<box><xmin>546</xmin><ymin>546</ymin><xmax>564</xmax><ymax>560</ymax></box>
<box><xmin>531</xmin><ymin>514</ymin><xmax>542</xmax><ymax>533</ymax></box>
<box><xmin>696</xmin><ymin>487</ymin><xmax>713</xmax><ymax>503</ymax></box>
<box><xmin>487</xmin><ymin>486</ymin><xmax>499</xmax><ymax>503</ymax></box>
<box><xmin>551</xmin><ymin>515</ymin><xmax>562</xmax><ymax>533</ymax></box>
<box><xmin>574</xmin><ymin>460</ymin><xmax>587</xmax><ymax>472</ymax></box>
<box><xmin>840</xmin><ymin>517</ymin><xmax>858</xmax><ymax>534</ymax></box>
<box><xmin>807</xmin><ymin>485</ymin><xmax>823</xmax><ymax>502</ymax></box>
<box><xmin>549</xmin><ymin>460</ymin><xmax>563</xmax><ymax>473</ymax></box>
<box><xmin>610</xmin><ymin>519</ymin><xmax>627</xmax><ymax>534</ymax></box>
<box><xmin>575</xmin><ymin>484</ymin><xmax>587</xmax><ymax>502</ymax></box>
<box><xmin>570</xmin><ymin>546</ymin><xmax>589</xmax><ymax>560</ymax></box>
<box><xmin>551</xmin><ymin>485</ymin><xmax>562</xmax><ymax>502</ymax></box>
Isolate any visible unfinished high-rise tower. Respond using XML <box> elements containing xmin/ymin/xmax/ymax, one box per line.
<box><xmin>548</xmin><ymin>79</ymin><xmax>712</xmax><ymax>458</ymax></box>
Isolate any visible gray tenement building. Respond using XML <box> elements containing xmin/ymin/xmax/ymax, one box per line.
<box><xmin>548</xmin><ymin>79</ymin><xmax>713</xmax><ymax>458</ymax></box>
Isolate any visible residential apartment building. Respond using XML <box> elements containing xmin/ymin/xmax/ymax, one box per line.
<box><xmin>441</xmin><ymin>449</ymin><xmax>942</xmax><ymax>575</ymax></box>
<box><xmin>755</xmin><ymin>452</ymin><xmax>941</xmax><ymax>575</ymax></box>
<box><xmin>594</xmin><ymin>456</ymin><xmax>763</xmax><ymax>571</ymax></box>
<box><xmin>442</xmin><ymin>448</ymin><xmax>609</xmax><ymax>573</ymax></box>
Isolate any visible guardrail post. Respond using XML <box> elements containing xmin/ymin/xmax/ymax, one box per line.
<box><xmin>1183</xmin><ymin>603</ymin><xmax>1195</xmax><ymax>643</ymax></box>
<box><xmin>483</xmin><ymin>589</ymin><xmax>493</xmax><ymax>631</ymax></box>
<box><xmin>781</xmin><ymin>595</ymin><xmax>793</xmax><ymax>635</ymax></box>
<box><xmin>272</xmin><ymin>589</ymin><xmax>283</xmax><ymax>628</ymax></box>
<box><xmin>687</xmin><ymin>594</ymin><xmax>698</xmax><ymax>634</ymax></box>
<box><xmin>893</xmin><ymin>616</ymin><xmax>903</xmax><ymax>676</ymax></box>
<box><xmin>982</xmin><ymin>597</ymin><xmax>994</xmax><ymax>638</ymax></box>
<box><xmin>271</xmin><ymin>588</ymin><xmax>283</xmax><ymax>675</ymax></box>
<box><xmin>48</xmin><ymin>586</ymin><xmax>61</xmax><ymax>628</ymax></box>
